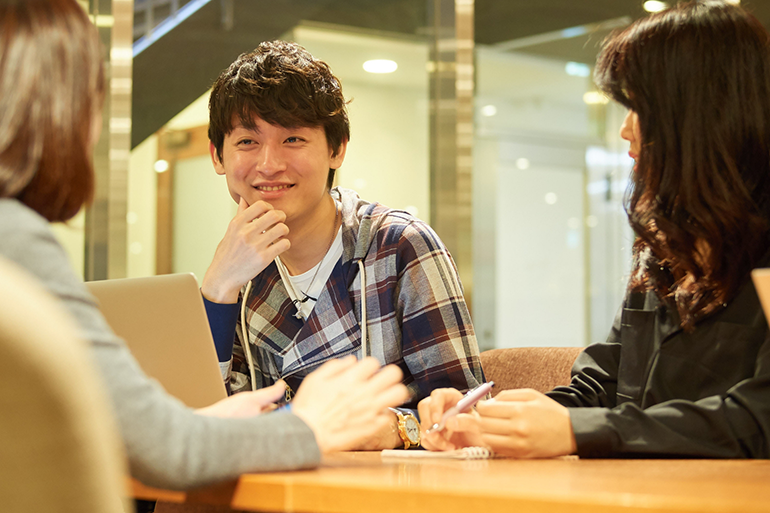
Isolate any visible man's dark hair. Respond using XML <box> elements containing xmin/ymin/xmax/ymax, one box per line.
<box><xmin>208</xmin><ymin>40</ymin><xmax>350</xmax><ymax>189</ymax></box>
<box><xmin>595</xmin><ymin>1</ymin><xmax>770</xmax><ymax>330</ymax></box>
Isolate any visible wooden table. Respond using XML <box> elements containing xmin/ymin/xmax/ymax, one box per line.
<box><xmin>132</xmin><ymin>452</ymin><xmax>770</xmax><ymax>513</ymax></box>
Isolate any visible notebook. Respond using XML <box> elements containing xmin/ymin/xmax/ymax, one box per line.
<box><xmin>86</xmin><ymin>273</ymin><xmax>227</xmax><ymax>408</ymax></box>
<box><xmin>381</xmin><ymin>447</ymin><xmax>493</xmax><ymax>460</ymax></box>
<box><xmin>752</xmin><ymin>268</ymin><xmax>770</xmax><ymax>324</ymax></box>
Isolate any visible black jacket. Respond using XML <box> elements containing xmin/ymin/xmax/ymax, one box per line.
<box><xmin>548</xmin><ymin>265</ymin><xmax>770</xmax><ymax>458</ymax></box>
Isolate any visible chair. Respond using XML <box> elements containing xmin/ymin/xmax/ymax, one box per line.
<box><xmin>0</xmin><ymin>257</ymin><xmax>128</xmax><ymax>513</ymax></box>
<box><xmin>479</xmin><ymin>347</ymin><xmax>584</xmax><ymax>397</ymax></box>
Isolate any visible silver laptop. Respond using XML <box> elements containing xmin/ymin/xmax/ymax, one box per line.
<box><xmin>86</xmin><ymin>273</ymin><xmax>227</xmax><ymax>408</ymax></box>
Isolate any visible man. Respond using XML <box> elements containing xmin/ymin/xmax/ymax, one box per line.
<box><xmin>201</xmin><ymin>40</ymin><xmax>483</xmax><ymax>450</ymax></box>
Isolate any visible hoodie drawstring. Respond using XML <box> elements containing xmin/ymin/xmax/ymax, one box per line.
<box><xmin>239</xmin><ymin>258</ymin><xmax>369</xmax><ymax>394</ymax></box>
<box><xmin>358</xmin><ymin>259</ymin><xmax>368</xmax><ymax>358</ymax></box>
<box><xmin>240</xmin><ymin>280</ymin><xmax>257</xmax><ymax>392</ymax></box>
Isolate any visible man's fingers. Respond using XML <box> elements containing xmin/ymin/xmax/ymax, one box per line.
<box><xmin>308</xmin><ymin>355</ymin><xmax>358</xmax><ymax>380</ymax></box>
<box><xmin>421</xmin><ymin>432</ymin><xmax>456</xmax><ymax>452</ymax></box>
<box><xmin>337</xmin><ymin>356</ymin><xmax>382</xmax><ymax>383</ymax></box>
<box><xmin>360</xmin><ymin>364</ymin><xmax>403</xmax><ymax>394</ymax></box>
<box><xmin>444</xmin><ymin>412</ymin><xmax>478</xmax><ymax>433</ymax></box>
<box><xmin>417</xmin><ymin>397</ymin><xmax>432</xmax><ymax>427</ymax></box>
<box><xmin>238</xmin><ymin>200</ymin><xmax>275</xmax><ymax>222</ymax></box>
<box><xmin>261</xmin><ymin>238</ymin><xmax>291</xmax><ymax>262</ymax></box>
<box><xmin>261</xmin><ymin>222</ymin><xmax>290</xmax><ymax>245</ymax></box>
<box><xmin>258</xmin><ymin>380</ymin><xmax>288</xmax><ymax>405</ymax></box>
<box><xmin>238</xmin><ymin>196</ymin><xmax>249</xmax><ymax>214</ymax></box>
<box><xmin>429</xmin><ymin>389</ymin><xmax>464</xmax><ymax>426</ymax></box>
<box><xmin>367</xmin><ymin>384</ymin><xmax>410</xmax><ymax>412</ymax></box>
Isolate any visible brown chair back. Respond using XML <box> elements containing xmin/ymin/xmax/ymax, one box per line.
<box><xmin>480</xmin><ymin>347</ymin><xmax>583</xmax><ymax>397</ymax></box>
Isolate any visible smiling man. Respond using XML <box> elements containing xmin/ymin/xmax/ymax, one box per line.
<box><xmin>201</xmin><ymin>40</ymin><xmax>483</xmax><ymax>450</ymax></box>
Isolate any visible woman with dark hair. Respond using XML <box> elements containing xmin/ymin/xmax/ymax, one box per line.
<box><xmin>419</xmin><ymin>1</ymin><xmax>770</xmax><ymax>459</ymax></box>
<box><xmin>0</xmin><ymin>0</ymin><xmax>408</xmax><ymax>490</ymax></box>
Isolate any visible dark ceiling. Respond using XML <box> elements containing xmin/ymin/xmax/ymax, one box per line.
<box><xmin>132</xmin><ymin>0</ymin><xmax>770</xmax><ymax>147</ymax></box>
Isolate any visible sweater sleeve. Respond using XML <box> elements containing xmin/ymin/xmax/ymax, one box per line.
<box><xmin>547</xmin><ymin>305</ymin><xmax>623</xmax><ymax>409</ymax></box>
<box><xmin>0</xmin><ymin>201</ymin><xmax>321</xmax><ymax>490</ymax></box>
<box><xmin>202</xmin><ymin>295</ymin><xmax>239</xmax><ymax>362</ymax></box>
<box><xmin>394</xmin><ymin>220</ymin><xmax>484</xmax><ymax>407</ymax></box>
<box><xmin>564</xmin><ymin>353</ymin><xmax>770</xmax><ymax>459</ymax></box>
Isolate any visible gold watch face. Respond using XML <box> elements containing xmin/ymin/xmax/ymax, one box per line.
<box><xmin>405</xmin><ymin>416</ymin><xmax>420</xmax><ymax>444</ymax></box>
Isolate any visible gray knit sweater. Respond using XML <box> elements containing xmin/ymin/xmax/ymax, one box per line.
<box><xmin>0</xmin><ymin>199</ymin><xmax>320</xmax><ymax>490</ymax></box>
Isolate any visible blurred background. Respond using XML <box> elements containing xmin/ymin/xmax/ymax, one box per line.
<box><xmin>69</xmin><ymin>0</ymin><xmax>767</xmax><ymax>351</ymax></box>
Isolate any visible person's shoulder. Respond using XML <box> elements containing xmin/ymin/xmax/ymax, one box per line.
<box><xmin>0</xmin><ymin>198</ymin><xmax>48</xmax><ymax>232</ymax></box>
<box><xmin>367</xmin><ymin>206</ymin><xmax>447</xmax><ymax>256</ymax></box>
<box><xmin>0</xmin><ymin>199</ymin><xmax>56</xmax><ymax>253</ymax></box>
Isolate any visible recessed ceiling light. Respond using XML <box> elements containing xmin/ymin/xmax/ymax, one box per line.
<box><xmin>565</xmin><ymin>62</ymin><xmax>591</xmax><ymax>77</ymax></box>
<box><xmin>643</xmin><ymin>1</ymin><xmax>668</xmax><ymax>13</ymax></box>
<box><xmin>481</xmin><ymin>105</ymin><xmax>497</xmax><ymax>117</ymax></box>
<box><xmin>363</xmin><ymin>59</ymin><xmax>398</xmax><ymax>74</ymax></box>
<box><xmin>154</xmin><ymin>159</ymin><xmax>169</xmax><ymax>173</ymax></box>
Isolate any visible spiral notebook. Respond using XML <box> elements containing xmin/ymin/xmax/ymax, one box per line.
<box><xmin>381</xmin><ymin>447</ymin><xmax>493</xmax><ymax>460</ymax></box>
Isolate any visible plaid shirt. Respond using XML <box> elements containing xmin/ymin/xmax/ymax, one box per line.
<box><xmin>229</xmin><ymin>188</ymin><xmax>483</xmax><ymax>407</ymax></box>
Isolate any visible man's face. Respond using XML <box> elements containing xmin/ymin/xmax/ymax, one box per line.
<box><xmin>211</xmin><ymin>115</ymin><xmax>346</xmax><ymax>224</ymax></box>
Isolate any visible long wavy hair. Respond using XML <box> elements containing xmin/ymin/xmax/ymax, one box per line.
<box><xmin>595</xmin><ymin>1</ymin><xmax>770</xmax><ymax>330</ymax></box>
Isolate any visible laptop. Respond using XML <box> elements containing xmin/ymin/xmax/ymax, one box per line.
<box><xmin>86</xmin><ymin>273</ymin><xmax>227</xmax><ymax>408</ymax></box>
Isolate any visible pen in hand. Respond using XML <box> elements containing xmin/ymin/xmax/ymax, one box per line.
<box><xmin>425</xmin><ymin>381</ymin><xmax>495</xmax><ymax>434</ymax></box>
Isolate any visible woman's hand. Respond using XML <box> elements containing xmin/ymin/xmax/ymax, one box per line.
<box><xmin>201</xmin><ymin>198</ymin><xmax>290</xmax><ymax>304</ymax></box>
<box><xmin>195</xmin><ymin>380</ymin><xmax>286</xmax><ymax>418</ymax></box>
<box><xmin>291</xmin><ymin>356</ymin><xmax>410</xmax><ymax>454</ymax></box>
<box><xmin>474</xmin><ymin>389</ymin><xmax>577</xmax><ymax>458</ymax></box>
<box><xmin>417</xmin><ymin>388</ymin><xmax>485</xmax><ymax>451</ymax></box>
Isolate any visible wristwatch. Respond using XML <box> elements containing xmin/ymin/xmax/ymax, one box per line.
<box><xmin>390</xmin><ymin>407</ymin><xmax>421</xmax><ymax>449</ymax></box>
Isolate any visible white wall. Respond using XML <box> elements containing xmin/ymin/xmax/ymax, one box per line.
<box><xmin>127</xmin><ymin>134</ymin><xmax>158</xmax><ymax>278</ymax></box>
<box><xmin>473</xmin><ymin>46</ymin><xmax>631</xmax><ymax>349</ymax></box>
<box><xmin>172</xmin><ymin>155</ymin><xmax>236</xmax><ymax>283</ymax></box>
<box><xmin>293</xmin><ymin>26</ymin><xmax>430</xmax><ymax>221</ymax></box>
<box><xmin>495</xmin><ymin>150</ymin><xmax>586</xmax><ymax>348</ymax></box>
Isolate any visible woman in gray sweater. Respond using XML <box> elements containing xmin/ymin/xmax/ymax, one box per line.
<box><xmin>0</xmin><ymin>0</ymin><xmax>408</xmax><ymax>490</ymax></box>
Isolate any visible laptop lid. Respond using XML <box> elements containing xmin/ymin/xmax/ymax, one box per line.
<box><xmin>86</xmin><ymin>273</ymin><xmax>227</xmax><ymax>408</ymax></box>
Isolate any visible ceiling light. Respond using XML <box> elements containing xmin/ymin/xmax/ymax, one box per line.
<box><xmin>154</xmin><ymin>159</ymin><xmax>169</xmax><ymax>173</ymax></box>
<box><xmin>565</xmin><ymin>62</ymin><xmax>591</xmax><ymax>77</ymax></box>
<box><xmin>583</xmin><ymin>92</ymin><xmax>610</xmax><ymax>105</ymax></box>
<box><xmin>545</xmin><ymin>192</ymin><xmax>558</xmax><ymax>205</ymax></box>
<box><xmin>481</xmin><ymin>105</ymin><xmax>497</xmax><ymax>117</ymax></box>
<box><xmin>363</xmin><ymin>59</ymin><xmax>398</xmax><ymax>74</ymax></box>
<box><xmin>516</xmin><ymin>158</ymin><xmax>530</xmax><ymax>170</ymax></box>
<box><xmin>643</xmin><ymin>1</ymin><xmax>668</xmax><ymax>13</ymax></box>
